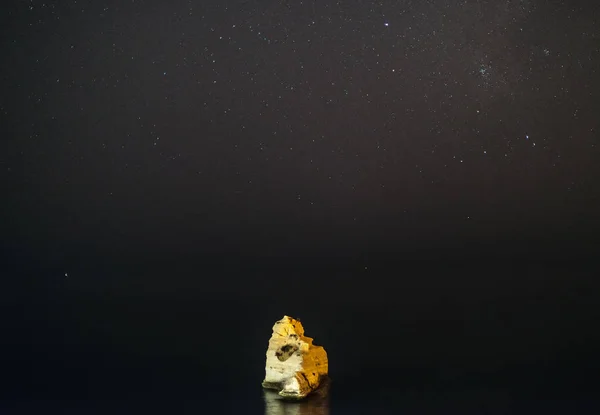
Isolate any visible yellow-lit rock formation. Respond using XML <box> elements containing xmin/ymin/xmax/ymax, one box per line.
<box><xmin>262</xmin><ymin>315</ymin><xmax>328</xmax><ymax>399</ymax></box>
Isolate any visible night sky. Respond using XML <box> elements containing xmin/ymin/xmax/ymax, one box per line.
<box><xmin>3</xmin><ymin>0</ymin><xmax>600</xmax><ymax>268</ymax></box>
<box><xmin>2</xmin><ymin>0</ymin><xmax>600</xmax><ymax>408</ymax></box>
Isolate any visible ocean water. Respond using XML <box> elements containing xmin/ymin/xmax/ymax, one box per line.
<box><xmin>2</xmin><ymin>264</ymin><xmax>599</xmax><ymax>413</ymax></box>
<box><xmin>2</xmin><ymin>367</ymin><xmax>597</xmax><ymax>414</ymax></box>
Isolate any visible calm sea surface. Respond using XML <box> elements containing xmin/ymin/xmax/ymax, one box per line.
<box><xmin>2</xmin><ymin>265</ymin><xmax>599</xmax><ymax>413</ymax></box>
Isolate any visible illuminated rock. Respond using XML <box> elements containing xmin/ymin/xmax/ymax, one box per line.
<box><xmin>262</xmin><ymin>315</ymin><xmax>329</xmax><ymax>399</ymax></box>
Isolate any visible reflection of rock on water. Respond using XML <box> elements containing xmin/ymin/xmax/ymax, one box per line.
<box><xmin>264</xmin><ymin>378</ymin><xmax>330</xmax><ymax>415</ymax></box>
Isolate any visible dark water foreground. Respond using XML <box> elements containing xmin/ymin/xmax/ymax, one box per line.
<box><xmin>2</xmin><ymin>262</ymin><xmax>599</xmax><ymax>413</ymax></box>
<box><xmin>1</xmin><ymin>366</ymin><xmax>598</xmax><ymax>414</ymax></box>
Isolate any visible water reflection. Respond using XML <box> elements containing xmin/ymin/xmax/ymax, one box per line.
<box><xmin>264</xmin><ymin>378</ymin><xmax>330</xmax><ymax>415</ymax></box>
